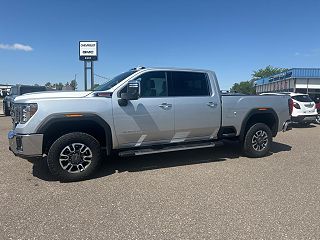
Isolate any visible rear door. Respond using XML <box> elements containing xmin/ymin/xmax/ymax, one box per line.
<box><xmin>169</xmin><ymin>71</ymin><xmax>221</xmax><ymax>142</ymax></box>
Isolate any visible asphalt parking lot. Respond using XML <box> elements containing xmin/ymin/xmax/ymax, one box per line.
<box><xmin>1</xmin><ymin>101</ymin><xmax>320</xmax><ymax>240</ymax></box>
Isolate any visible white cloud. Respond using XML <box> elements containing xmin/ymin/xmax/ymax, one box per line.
<box><xmin>0</xmin><ymin>43</ymin><xmax>33</xmax><ymax>51</ymax></box>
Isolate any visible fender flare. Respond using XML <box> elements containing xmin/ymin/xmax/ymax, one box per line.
<box><xmin>239</xmin><ymin>108</ymin><xmax>279</xmax><ymax>140</ymax></box>
<box><xmin>36</xmin><ymin>113</ymin><xmax>113</xmax><ymax>155</ymax></box>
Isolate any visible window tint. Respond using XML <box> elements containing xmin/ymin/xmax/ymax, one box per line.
<box><xmin>20</xmin><ymin>86</ymin><xmax>46</xmax><ymax>95</ymax></box>
<box><xmin>292</xmin><ymin>95</ymin><xmax>313</xmax><ymax>102</ymax></box>
<box><xmin>10</xmin><ymin>87</ymin><xmax>18</xmax><ymax>95</ymax></box>
<box><xmin>171</xmin><ymin>71</ymin><xmax>209</xmax><ymax>96</ymax></box>
<box><xmin>95</xmin><ymin>70</ymin><xmax>137</xmax><ymax>91</ymax></box>
<box><xmin>135</xmin><ymin>71</ymin><xmax>168</xmax><ymax>98</ymax></box>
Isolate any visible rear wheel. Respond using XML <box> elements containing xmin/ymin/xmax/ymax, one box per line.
<box><xmin>47</xmin><ymin>132</ymin><xmax>101</xmax><ymax>181</ymax></box>
<box><xmin>243</xmin><ymin>123</ymin><xmax>272</xmax><ymax>158</ymax></box>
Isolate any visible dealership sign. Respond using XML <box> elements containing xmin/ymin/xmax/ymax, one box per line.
<box><xmin>79</xmin><ymin>41</ymin><xmax>98</xmax><ymax>61</ymax></box>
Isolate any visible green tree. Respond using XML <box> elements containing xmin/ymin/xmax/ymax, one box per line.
<box><xmin>93</xmin><ymin>83</ymin><xmax>100</xmax><ymax>89</ymax></box>
<box><xmin>230</xmin><ymin>81</ymin><xmax>256</xmax><ymax>95</ymax></box>
<box><xmin>70</xmin><ymin>80</ymin><xmax>78</xmax><ymax>90</ymax></box>
<box><xmin>231</xmin><ymin>65</ymin><xmax>289</xmax><ymax>95</ymax></box>
<box><xmin>252</xmin><ymin>65</ymin><xmax>288</xmax><ymax>79</ymax></box>
<box><xmin>56</xmin><ymin>82</ymin><xmax>64</xmax><ymax>90</ymax></box>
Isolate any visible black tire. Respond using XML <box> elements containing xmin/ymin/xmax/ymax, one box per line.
<box><xmin>315</xmin><ymin>115</ymin><xmax>320</xmax><ymax>124</ymax></box>
<box><xmin>47</xmin><ymin>132</ymin><xmax>102</xmax><ymax>181</ymax></box>
<box><xmin>243</xmin><ymin>123</ymin><xmax>272</xmax><ymax>158</ymax></box>
<box><xmin>3</xmin><ymin>103</ymin><xmax>10</xmax><ymax>116</ymax></box>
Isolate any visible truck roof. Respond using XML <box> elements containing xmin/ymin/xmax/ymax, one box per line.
<box><xmin>132</xmin><ymin>66</ymin><xmax>213</xmax><ymax>73</ymax></box>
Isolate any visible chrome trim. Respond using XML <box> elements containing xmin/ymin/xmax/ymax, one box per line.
<box><xmin>119</xmin><ymin>141</ymin><xmax>219</xmax><ymax>157</ymax></box>
<box><xmin>135</xmin><ymin>143</ymin><xmax>215</xmax><ymax>155</ymax></box>
<box><xmin>8</xmin><ymin>131</ymin><xmax>43</xmax><ymax>157</ymax></box>
<box><xmin>158</xmin><ymin>102</ymin><xmax>172</xmax><ymax>110</ymax></box>
<box><xmin>282</xmin><ymin>121</ymin><xmax>292</xmax><ymax>132</ymax></box>
<box><xmin>207</xmin><ymin>102</ymin><xmax>218</xmax><ymax>108</ymax></box>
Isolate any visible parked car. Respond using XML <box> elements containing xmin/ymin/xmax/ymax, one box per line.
<box><xmin>8</xmin><ymin>67</ymin><xmax>292</xmax><ymax>181</ymax></box>
<box><xmin>289</xmin><ymin>93</ymin><xmax>318</xmax><ymax>125</ymax></box>
<box><xmin>3</xmin><ymin>85</ymin><xmax>47</xmax><ymax>116</ymax></box>
<box><xmin>315</xmin><ymin>98</ymin><xmax>320</xmax><ymax>124</ymax></box>
<box><xmin>260</xmin><ymin>92</ymin><xmax>318</xmax><ymax>125</ymax></box>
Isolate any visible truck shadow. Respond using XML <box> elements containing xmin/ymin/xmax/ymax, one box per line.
<box><xmin>31</xmin><ymin>141</ymin><xmax>292</xmax><ymax>182</ymax></box>
<box><xmin>291</xmin><ymin>123</ymin><xmax>317</xmax><ymax>128</ymax></box>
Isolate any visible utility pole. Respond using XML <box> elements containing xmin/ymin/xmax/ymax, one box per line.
<box><xmin>91</xmin><ymin>61</ymin><xmax>94</xmax><ymax>90</ymax></box>
<box><xmin>84</xmin><ymin>61</ymin><xmax>87</xmax><ymax>91</ymax></box>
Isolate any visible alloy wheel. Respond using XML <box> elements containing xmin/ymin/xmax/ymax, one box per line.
<box><xmin>59</xmin><ymin>143</ymin><xmax>93</xmax><ymax>173</ymax></box>
<box><xmin>252</xmin><ymin>130</ymin><xmax>268</xmax><ymax>151</ymax></box>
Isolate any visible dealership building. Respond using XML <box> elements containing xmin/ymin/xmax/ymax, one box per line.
<box><xmin>0</xmin><ymin>84</ymin><xmax>12</xmax><ymax>97</ymax></box>
<box><xmin>254</xmin><ymin>68</ymin><xmax>320</xmax><ymax>100</ymax></box>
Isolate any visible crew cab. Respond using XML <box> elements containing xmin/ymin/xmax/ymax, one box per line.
<box><xmin>8</xmin><ymin>67</ymin><xmax>292</xmax><ymax>181</ymax></box>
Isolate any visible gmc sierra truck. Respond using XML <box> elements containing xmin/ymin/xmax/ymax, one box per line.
<box><xmin>8</xmin><ymin>67</ymin><xmax>292</xmax><ymax>181</ymax></box>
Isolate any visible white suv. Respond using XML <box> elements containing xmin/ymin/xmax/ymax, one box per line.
<box><xmin>260</xmin><ymin>92</ymin><xmax>318</xmax><ymax>125</ymax></box>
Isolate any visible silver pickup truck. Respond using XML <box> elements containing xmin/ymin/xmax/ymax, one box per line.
<box><xmin>8</xmin><ymin>67</ymin><xmax>292</xmax><ymax>181</ymax></box>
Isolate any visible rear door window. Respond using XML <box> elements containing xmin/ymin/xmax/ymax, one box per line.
<box><xmin>292</xmin><ymin>95</ymin><xmax>313</xmax><ymax>102</ymax></box>
<box><xmin>170</xmin><ymin>71</ymin><xmax>210</xmax><ymax>97</ymax></box>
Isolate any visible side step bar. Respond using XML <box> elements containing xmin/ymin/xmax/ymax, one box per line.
<box><xmin>119</xmin><ymin>141</ymin><xmax>224</xmax><ymax>157</ymax></box>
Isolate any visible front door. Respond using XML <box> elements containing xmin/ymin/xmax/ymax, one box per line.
<box><xmin>112</xmin><ymin>71</ymin><xmax>174</xmax><ymax>148</ymax></box>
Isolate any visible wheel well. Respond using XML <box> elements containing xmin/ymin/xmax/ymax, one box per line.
<box><xmin>242</xmin><ymin>112</ymin><xmax>278</xmax><ymax>139</ymax></box>
<box><xmin>42</xmin><ymin>120</ymin><xmax>107</xmax><ymax>154</ymax></box>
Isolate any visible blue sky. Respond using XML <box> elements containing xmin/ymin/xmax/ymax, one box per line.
<box><xmin>1</xmin><ymin>0</ymin><xmax>320</xmax><ymax>90</ymax></box>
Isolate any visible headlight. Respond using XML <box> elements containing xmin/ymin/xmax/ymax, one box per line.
<box><xmin>20</xmin><ymin>103</ymin><xmax>38</xmax><ymax>124</ymax></box>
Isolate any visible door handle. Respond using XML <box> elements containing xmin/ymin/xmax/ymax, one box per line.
<box><xmin>207</xmin><ymin>102</ymin><xmax>218</xmax><ymax>108</ymax></box>
<box><xmin>158</xmin><ymin>103</ymin><xmax>172</xmax><ymax>110</ymax></box>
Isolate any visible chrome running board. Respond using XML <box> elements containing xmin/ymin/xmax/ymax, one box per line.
<box><xmin>118</xmin><ymin>141</ymin><xmax>223</xmax><ymax>157</ymax></box>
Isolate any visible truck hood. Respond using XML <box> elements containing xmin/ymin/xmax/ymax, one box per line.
<box><xmin>14</xmin><ymin>91</ymin><xmax>92</xmax><ymax>102</ymax></box>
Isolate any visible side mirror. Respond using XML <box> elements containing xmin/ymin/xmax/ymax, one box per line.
<box><xmin>121</xmin><ymin>80</ymin><xmax>140</xmax><ymax>100</ymax></box>
<box><xmin>118</xmin><ymin>80</ymin><xmax>140</xmax><ymax>106</ymax></box>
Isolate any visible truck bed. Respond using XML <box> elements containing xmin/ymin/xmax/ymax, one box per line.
<box><xmin>221</xmin><ymin>95</ymin><xmax>290</xmax><ymax>135</ymax></box>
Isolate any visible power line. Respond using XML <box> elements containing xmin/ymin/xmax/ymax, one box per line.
<box><xmin>94</xmin><ymin>73</ymin><xmax>110</xmax><ymax>81</ymax></box>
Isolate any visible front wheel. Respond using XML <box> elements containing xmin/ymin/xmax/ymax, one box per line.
<box><xmin>47</xmin><ymin>132</ymin><xmax>102</xmax><ymax>181</ymax></box>
<box><xmin>315</xmin><ymin>115</ymin><xmax>320</xmax><ymax>124</ymax></box>
<box><xmin>243</xmin><ymin>123</ymin><xmax>272</xmax><ymax>158</ymax></box>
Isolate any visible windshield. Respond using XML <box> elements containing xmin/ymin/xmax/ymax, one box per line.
<box><xmin>20</xmin><ymin>86</ymin><xmax>47</xmax><ymax>95</ymax></box>
<box><xmin>94</xmin><ymin>70</ymin><xmax>137</xmax><ymax>91</ymax></box>
<box><xmin>292</xmin><ymin>95</ymin><xmax>313</xmax><ymax>102</ymax></box>
<box><xmin>10</xmin><ymin>86</ymin><xmax>18</xmax><ymax>95</ymax></box>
